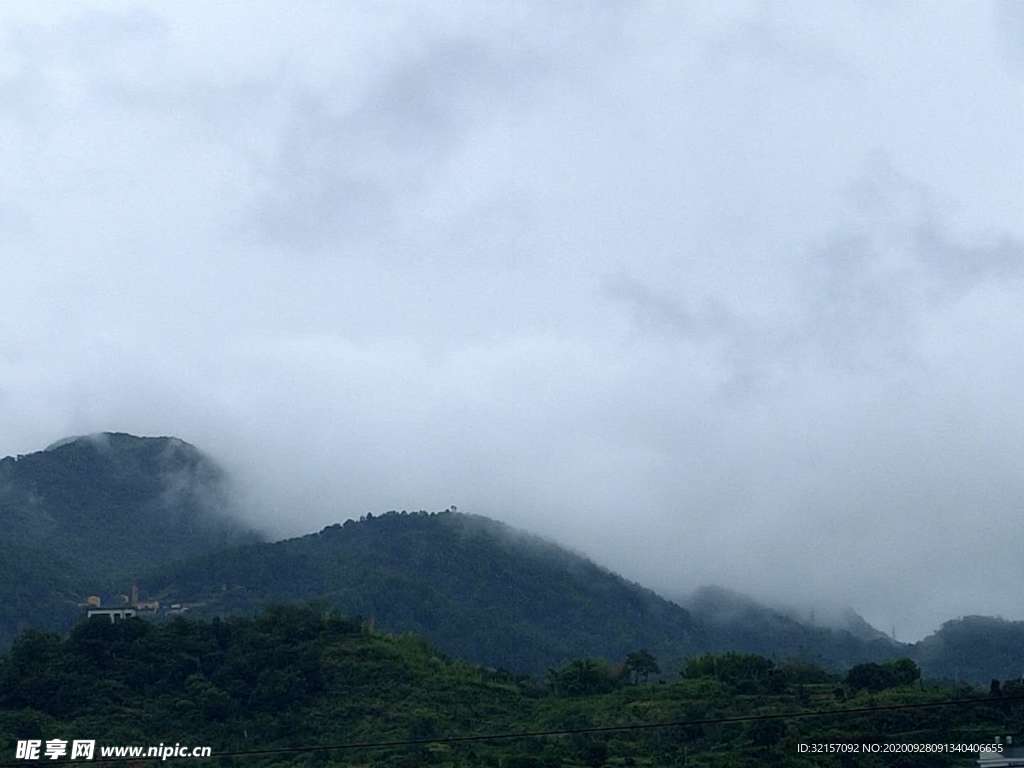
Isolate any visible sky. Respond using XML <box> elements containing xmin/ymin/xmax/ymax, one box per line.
<box><xmin>1</xmin><ymin>1</ymin><xmax>1022</xmax><ymax>640</ymax></box>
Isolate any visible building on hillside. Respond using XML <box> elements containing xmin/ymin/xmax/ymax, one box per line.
<box><xmin>86</xmin><ymin>608</ymin><xmax>137</xmax><ymax>624</ymax></box>
<box><xmin>978</xmin><ymin>736</ymin><xmax>1024</xmax><ymax>767</ymax></box>
<box><xmin>79</xmin><ymin>583</ymin><xmax>195</xmax><ymax>622</ymax></box>
<box><xmin>81</xmin><ymin>580</ymin><xmax>149</xmax><ymax>623</ymax></box>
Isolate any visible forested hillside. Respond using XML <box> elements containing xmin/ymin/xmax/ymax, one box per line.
<box><xmin>0</xmin><ymin>545</ymin><xmax>83</xmax><ymax>647</ymax></box>
<box><xmin>913</xmin><ymin>616</ymin><xmax>1024</xmax><ymax>683</ymax></box>
<box><xmin>2</xmin><ymin>608</ymin><xmax>1021</xmax><ymax>767</ymax></box>
<box><xmin>144</xmin><ymin>510</ymin><xmax>700</xmax><ymax>673</ymax></box>
<box><xmin>3</xmin><ymin>434</ymin><xmax>1023</xmax><ymax>684</ymax></box>
<box><xmin>681</xmin><ymin>587</ymin><xmax>899</xmax><ymax>672</ymax></box>
<box><xmin>0</xmin><ymin>433</ymin><xmax>261</xmax><ymax>647</ymax></box>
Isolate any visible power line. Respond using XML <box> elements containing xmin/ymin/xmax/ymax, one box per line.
<box><xmin>4</xmin><ymin>694</ymin><xmax>1021</xmax><ymax>767</ymax></box>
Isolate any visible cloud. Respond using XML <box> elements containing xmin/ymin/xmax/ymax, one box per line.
<box><xmin>243</xmin><ymin>39</ymin><xmax>528</xmax><ymax>251</ymax></box>
<box><xmin>995</xmin><ymin>0</ymin><xmax>1024</xmax><ymax>67</ymax></box>
<box><xmin>0</xmin><ymin>1</ymin><xmax>1022</xmax><ymax>640</ymax></box>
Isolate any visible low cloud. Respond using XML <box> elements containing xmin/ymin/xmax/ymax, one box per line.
<box><xmin>1</xmin><ymin>1</ymin><xmax>1022</xmax><ymax>640</ymax></box>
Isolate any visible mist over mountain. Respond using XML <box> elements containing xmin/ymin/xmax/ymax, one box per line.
<box><xmin>0</xmin><ymin>433</ymin><xmax>261</xmax><ymax>645</ymax></box>
<box><xmin>2</xmin><ymin>6</ymin><xmax>1024</xmax><ymax>765</ymax></box>
<box><xmin>2</xmin><ymin>3</ymin><xmax>1024</xmax><ymax>644</ymax></box>
<box><xmin>913</xmin><ymin>616</ymin><xmax>1024</xmax><ymax>684</ymax></box>
<box><xmin>148</xmin><ymin>508</ymin><xmax>930</xmax><ymax>674</ymax></box>
<box><xmin>3</xmin><ymin>433</ymin><xmax>1024</xmax><ymax>683</ymax></box>
<box><xmin>143</xmin><ymin>509</ymin><xmax>701</xmax><ymax>674</ymax></box>
<box><xmin>677</xmin><ymin>587</ymin><xmax>895</xmax><ymax>645</ymax></box>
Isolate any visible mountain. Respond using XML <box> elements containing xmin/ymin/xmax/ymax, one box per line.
<box><xmin>144</xmin><ymin>510</ymin><xmax>700</xmax><ymax>674</ymax></box>
<box><xmin>680</xmin><ymin>586</ymin><xmax>900</xmax><ymax>669</ymax></box>
<box><xmin>913</xmin><ymin>616</ymin><xmax>1024</xmax><ymax>683</ymax></box>
<box><xmin>0</xmin><ymin>545</ymin><xmax>81</xmax><ymax>647</ymax></box>
<box><xmin>834</xmin><ymin>607</ymin><xmax>895</xmax><ymax>644</ymax></box>
<box><xmin>3</xmin><ymin>432</ymin><xmax>1022</xmax><ymax>683</ymax></box>
<box><xmin>0</xmin><ymin>433</ymin><xmax>261</xmax><ymax>646</ymax></box>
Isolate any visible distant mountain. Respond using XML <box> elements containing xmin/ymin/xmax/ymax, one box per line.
<box><xmin>144</xmin><ymin>510</ymin><xmax>700</xmax><ymax>673</ymax></box>
<box><xmin>834</xmin><ymin>607</ymin><xmax>894</xmax><ymax>644</ymax></box>
<box><xmin>679</xmin><ymin>586</ymin><xmax>900</xmax><ymax>669</ymax></box>
<box><xmin>4</xmin><ymin>433</ymin><xmax>1022</xmax><ymax>683</ymax></box>
<box><xmin>0</xmin><ymin>433</ymin><xmax>261</xmax><ymax>646</ymax></box>
<box><xmin>913</xmin><ymin>616</ymin><xmax>1024</xmax><ymax>683</ymax></box>
<box><xmin>679</xmin><ymin>591</ymin><xmax>1024</xmax><ymax>685</ymax></box>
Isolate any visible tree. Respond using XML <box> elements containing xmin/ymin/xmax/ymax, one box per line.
<box><xmin>845</xmin><ymin>659</ymin><xmax>920</xmax><ymax>693</ymax></box>
<box><xmin>546</xmin><ymin>659</ymin><xmax>618</xmax><ymax>696</ymax></box>
<box><xmin>845</xmin><ymin>663</ymin><xmax>890</xmax><ymax>692</ymax></box>
<box><xmin>888</xmin><ymin>658</ymin><xmax>921</xmax><ymax>687</ymax></box>
<box><xmin>624</xmin><ymin>650</ymin><xmax>660</xmax><ymax>684</ymax></box>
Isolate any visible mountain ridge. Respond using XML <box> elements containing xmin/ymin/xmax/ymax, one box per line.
<box><xmin>2</xmin><ymin>433</ymin><xmax>1022</xmax><ymax>683</ymax></box>
<box><xmin>142</xmin><ymin>509</ymin><xmax>703</xmax><ymax>673</ymax></box>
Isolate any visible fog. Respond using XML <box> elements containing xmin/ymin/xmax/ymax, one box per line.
<box><xmin>2</xmin><ymin>1</ymin><xmax>1022</xmax><ymax>640</ymax></box>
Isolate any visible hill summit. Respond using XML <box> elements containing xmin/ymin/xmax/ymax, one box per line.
<box><xmin>4</xmin><ymin>433</ymin><xmax>1024</xmax><ymax>683</ymax></box>
<box><xmin>146</xmin><ymin>509</ymin><xmax>700</xmax><ymax>673</ymax></box>
<box><xmin>0</xmin><ymin>433</ymin><xmax>261</xmax><ymax>645</ymax></box>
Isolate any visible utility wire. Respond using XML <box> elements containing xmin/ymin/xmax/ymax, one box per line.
<box><xmin>4</xmin><ymin>694</ymin><xmax>1021</xmax><ymax>767</ymax></box>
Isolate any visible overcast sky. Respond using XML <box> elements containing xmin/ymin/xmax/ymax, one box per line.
<box><xmin>2</xmin><ymin>1</ymin><xmax>1023</xmax><ymax>640</ymax></box>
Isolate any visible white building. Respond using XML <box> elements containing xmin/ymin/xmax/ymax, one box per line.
<box><xmin>86</xmin><ymin>608</ymin><xmax>137</xmax><ymax>623</ymax></box>
<box><xmin>978</xmin><ymin>737</ymin><xmax>1024</xmax><ymax>767</ymax></box>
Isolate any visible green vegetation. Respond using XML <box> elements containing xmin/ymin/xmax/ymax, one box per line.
<box><xmin>0</xmin><ymin>433</ymin><xmax>257</xmax><ymax>579</ymax></box>
<box><xmin>4</xmin><ymin>433</ymin><xmax>1024</xmax><ymax>688</ymax></box>
<box><xmin>0</xmin><ymin>434</ymin><xmax>260</xmax><ymax>647</ymax></box>
<box><xmin>624</xmin><ymin>650</ymin><xmax>660</xmax><ymax>684</ymax></box>
<box><xmin>144</xmin><ymin>510</ymin><xmax>701</xmax><ymax>674</ymax></box>
<box><xmin>913</xmin><ymin>616</ymin><xmax>1024</xmax><ymax>683</ymax></box>
<box><xmin>1</xmin><ymin>607</ymin><xmax>1021</xmax><ymax>767</ymax></box>
<box><xmin>844</xmin><ymin>659</ymin><xmax>921</xmax><ymax>693</ymax></box>
<box><xmin>679</xmin><ymin>587</ymin><xmax>899</xmax><ymax>671</ymax></box>
<box><xmin>0</xmin><ymin>544</ymin><xmax>83</xmax><ymax>647</ymax></box>
<box><xmin>146</xmin><ymin>509</ymin><xmax>1024</xmax><ymax>681</ymax></box>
